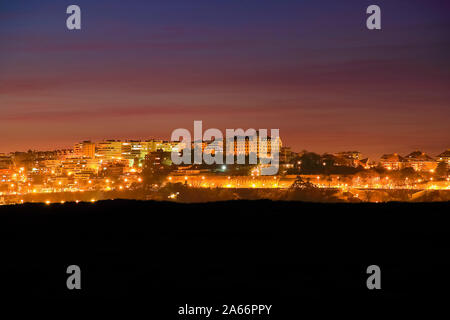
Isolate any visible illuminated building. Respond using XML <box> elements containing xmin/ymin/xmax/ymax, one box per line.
<box><xmin>73</xmin><ymin>171</ymin><xmax>92</xmax><ymax>180</ymax></box>
<box><xmin>140</xmin><ymin>140</ymin><xmax>162</xmax><ymax>156</ymax></box>
<box><xmin>139</xmin><ymin>140</ymin><xmax>178</xmax><ymax>154</ymax></box>
<box><xmin>134</xmin><ymin>139</ymin><xmax>181</xmax><ymax>159</ymax></box>
<box><xmin>61</xmin><ymin>157</ymin><xmax>99</xmax><ymax>175</ymax></box>
<box><xmin>56</xmin><ymin>149</ymin><xmax>75</xmax><ymax>160</ymax></box>
<box><xmin>98</xmin><ymin>161</ymin><xmax>127</xmax><ymax>178</ymax></box>
<box><xmin>404</xmin><ymin>151</ymin><xmax>437</xmax><ymax>172</ymax></box>
<box><xmin>74</xmin><ymin>141</ymin><xmax>96</xmax><ymax>158</ymax></box>
<box><xmin>96</xmin><ymin>140</ymin><xmax>123</xmax><ymax>160</ymax></box>
<box><xmin>144</xmin><ymin>150</ymin><xmax>172</xmax><ymax>167</ymax></box>
<box><xmin>280</xmin><ymin>147</ymin><xmax>294</xmax><ymax>164</ymax></box>
<box><xmin>129</xmin><ymin>141</ymin><xmax>145</xmax><ymax>159</ymax></box>
<box><xmin>0</xmin><ymin>154</ymin><xmax>13</xmax><ymax>170</ymax></box>
<box><xmin>437</xmin><ymin>149</ymin><xmax>450</xmax><ymax>165</ymax></box>
<box><xmin>379</xmin><ymin>153</ymin><xmax>406</xmax><ymax>170</ymax></box>
<box><xmin>225</xmin><ymin>131</ymin><xmax>282</xmax><ymax>158</ymax></box>
<box><xmin>160</xmin><ymin>141</ymin><xmax>180</xmax><ymax>152</ymax></box>
<box><xmin>191</xmin><ymin>140</ymin><xmax>216</xmax><ymax>155</ymax></box>
<box><xmin>121</xmin><ymin>140</ymin><xmax>145</xmax><ymax>167</ymax></box>
<box><xmin>334</xmin><ymin>151</ymin><xmax>362</xmax><ymax>167</ymax></box>
<box><xmin>53</xmin><ymin>177</ymin><xmax>69</xmax><ymax>186</ymax></box>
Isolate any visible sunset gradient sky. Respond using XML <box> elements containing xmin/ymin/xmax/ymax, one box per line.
<box><xmin>0</xmin><ymin>0</ymin><xmax>449</xmax><ymax>159</ymax></box>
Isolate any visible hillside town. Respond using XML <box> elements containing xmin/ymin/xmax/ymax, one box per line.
<box><xmin>0</xmin><ymin>138</ymin><xmax>449</xmax><ymax>205</ymax></box>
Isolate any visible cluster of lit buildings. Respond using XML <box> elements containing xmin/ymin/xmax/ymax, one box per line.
<box><xmin>0</xmin><ymin>138</ymin><xmax>449</xmax><ymax>205</ymax></box>
<box><xmin>379</xmin><ymin>150</ymin><xmax>450</xmax><ymax>172</ymax></box>
<box><xmin>74</xmin><ymin>139</ymin><xmax>181</xmax><ymax>165</ymax></box>
<box><xmin>0</xmin><ymin>139</ymin><xmax>177</xmax><ymax>203</ymax></box>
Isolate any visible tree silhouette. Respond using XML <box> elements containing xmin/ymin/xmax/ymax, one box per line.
<box><xmin>289</xmin><ymin>176</ymin><xmax>317</xmax><ymax>190</ymax></box>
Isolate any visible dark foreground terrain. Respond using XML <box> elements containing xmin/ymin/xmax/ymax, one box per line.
<box><xmin>0</xmin><ymin>200</ymin><xmax>449</xmax><ymax>312</ymax></box>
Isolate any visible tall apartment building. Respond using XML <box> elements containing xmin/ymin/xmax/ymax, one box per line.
<box><xmin>141</xmin><ymin>140</ymin><xmax>163</xmax><ymax>156</ymax></box>
<box><xmin>0</xmin><ymin>154</ymin><xmax>13</xmax><ymax>170</ymax></box>
<box><xmin>226</xmin><ymin>132</ymin><xmax>282</xmax><ymax>158</ymax></box>
<box><xmin>74</xmin><ymin>141</ymin><xmax>96</xmax><ymax>158</ymax></box>
<box><xmin>95</xmin><ymin>140</ymin><xmax>123</xmax><ymax>160</ymax></box>
<box><xmin>121</xmin><ymin>141</ymin><xmax>144</xmax><ymax>160</ymax></box>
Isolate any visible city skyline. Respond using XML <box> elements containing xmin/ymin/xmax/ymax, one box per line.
<box><xmin>0</xmin><ymin>135</ymin><xmax>449</xmax><ymax>162</ymax></box>
<box><xmin>1</xmin><ymin>133</ymin><xmax>449</xmax><ymax>206</ymax></box>
<box><xmin>1</xmin><ymin>0</ymin><xmax>449</xmax><ymax>159</ymax></box>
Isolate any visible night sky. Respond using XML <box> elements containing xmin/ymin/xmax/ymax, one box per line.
<box><xmin>1</xmin><ymin>0</ymin><xmax>449</xmax><ymax>159</ymax></box>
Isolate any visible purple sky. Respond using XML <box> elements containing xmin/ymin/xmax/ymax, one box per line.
<box><xmin>0</xmin><ymin>0</ymin><xmax>449</xmax><ymax>159</ymax></box>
